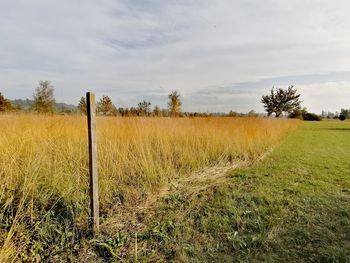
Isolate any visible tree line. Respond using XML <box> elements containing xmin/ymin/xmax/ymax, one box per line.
<box><xmin>1</xmin><ymin>80</ymin><xmax>261</xmax><ymax>117</ymax></box>
<box><xmin>0</xmin><ymin>81</ymin><xmax>57</xmax><ymax>113</ymax></box>
<box><xmin>1</xmin><ymin>81</ymin><xmax>344</xmax><ymax>120</ymax></box>
<box><xmin>77</xmin><ymin>91</ymin><xmax>182</xmax><ymax>117</ymax></box>
<box><xmin>0</xmin><ymin>81</ymin><xmax>190</xmax><ymax>117</ymax></box>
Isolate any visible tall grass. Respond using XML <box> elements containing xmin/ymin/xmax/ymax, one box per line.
<box><xmin>0</xmin><ymin>115</ymin><xmax>300</xmax><ymax>261</ymax></box>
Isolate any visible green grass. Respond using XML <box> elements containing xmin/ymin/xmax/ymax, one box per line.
<box><xmin>137</xmin><ymin>121</ymin><xmax>350</xmax><ymax>262</ymax></box>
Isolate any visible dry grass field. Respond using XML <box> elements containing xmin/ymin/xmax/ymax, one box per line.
<box><xmin>0</xmin><ymin>115</ymin><xmax>300</xmax><ymax>261</ymax></box>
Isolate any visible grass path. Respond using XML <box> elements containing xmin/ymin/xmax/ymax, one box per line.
<box><xmin>131</xmin><ymin>121</ymin><xmax>350</xmax><ymax>262</ymax></box>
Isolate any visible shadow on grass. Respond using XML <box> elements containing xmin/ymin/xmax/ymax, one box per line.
<box><xmin>321</xmin><ymin>127</ymin><xmax>350</xmax><ymax>131</ymax></box>
<box><xmin>304</xmin><ymin>127</ymin><xmax>350</xmax><ymax>132</ymax></box>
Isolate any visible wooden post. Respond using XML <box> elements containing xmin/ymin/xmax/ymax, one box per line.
<box><xmin>86</xmin><ymin>92</ymin><xmax>99</xmax><ymax>235</ymax></box>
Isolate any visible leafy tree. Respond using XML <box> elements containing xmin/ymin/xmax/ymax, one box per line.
<box><xmin>0</xmin><ymin>92</ymin><xmax>14</xmax><ymax>111</ymax></box>
<box><xmin>130</xmin><ymin>107</ymin><xmax>139</xmax><ymax>116</ymax></box>
<box><xmin>137</xmin><ymin>100</ymin><xmax>151</xmax><ymax>116</ymax></box>
<box><xmin>78</xmin><ymin>97</ymin><xmax>87</xmax><ymax>115</ymax></box>
<box><xmin>97</xmin><ymin>95</ymin><xmax>117</xmax><ymax>116</ymax></box>
<box><xmin>33</xmin><ymin>81</ymin><xmax>56</xmax><ymax>113</ymax></box>
<box><xmin>228</xmin><ymin>110</ymin><xmax>237</xmax><ymax>117</ymax></box>
<box><xmin>118</xmin><ymin>107</ymin><xmax>130</xmax><ymax>117</ymax></box>
<box><xmin>261</xmin><ymin>85</ymin><xmax>301</xmax><ymax>117</ymax></box>
<box><xmin>168</xmin><ymin>91</ymin><xmax>182</xmax><ymax>117</ymax></box>
<box><xmin>340</xmin><ymin>109</ymin><xmax>350</xmax><ymax>119</ymax></box>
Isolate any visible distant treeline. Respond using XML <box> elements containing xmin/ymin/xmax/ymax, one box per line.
<box><xmin>1</xmin><ymin>80</ymin><xmax>260</xmax><ymax>117</ymax></box>
<box><xmin>3</xmin><ymin>81</ymin><xmax>344</xmax><ymax>120</ymax></box>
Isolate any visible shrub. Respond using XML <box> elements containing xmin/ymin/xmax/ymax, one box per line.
<box><xmin>303</xmin><ymin>113</ymin><xmax>321</xmax><ymax>121</ymax></box>
<box><xmin>339</xmin><ymin>114</ymin><xmax>346</xmax><ymax>121</ymax></box>
<box><xmin>289</xmin><ymin>109</ymin><xmax>321</xmax><ymax>121</ymax></box>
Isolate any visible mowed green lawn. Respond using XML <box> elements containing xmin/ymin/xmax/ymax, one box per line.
<box><xmin>139</xmin><ymin>121</ymin><xmax>350</xmax><ymax>262</ymax></box>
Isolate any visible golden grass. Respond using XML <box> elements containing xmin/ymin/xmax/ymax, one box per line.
<box><xmin>0</xmin><ymin>114</ymin><xmax>300</xmax><ymax>260</ymax></box>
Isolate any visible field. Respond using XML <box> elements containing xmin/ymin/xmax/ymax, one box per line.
<box><xmin>137</xmin><ymin>121</ymin><xmax>350</xmax><ymax>262</ymax></box>
<box><xmin>1</xmin><ymin>117</ymin><xmax>349</xmax><ymax>262</ymax></box>
<box><xmin>0</xmin><ymin>115</ymin><xmax>299</xmax><ymax>261</ymax></box>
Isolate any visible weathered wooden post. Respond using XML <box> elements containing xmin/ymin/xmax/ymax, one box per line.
<box><xmin>86</xmin><ymin>92</ymin><xmax>99</xmax><ymax>235</ymax></box>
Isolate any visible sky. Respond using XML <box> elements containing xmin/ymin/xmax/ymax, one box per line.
<box><xmin>1</xmin><ymin>0</ymin><xmax>350</xmax><ymax>113</ymax></box>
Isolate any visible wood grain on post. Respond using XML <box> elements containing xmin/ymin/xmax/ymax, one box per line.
<box><xmin>86</xmin><ymin>92</ymin><xmax>99</xmax><ymax>235</ymax></box>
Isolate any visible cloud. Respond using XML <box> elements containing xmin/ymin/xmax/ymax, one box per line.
<box><xmin>1</xmin><ymin>0</ymin><xmax>350</xmax><ymax>113</ymax></box>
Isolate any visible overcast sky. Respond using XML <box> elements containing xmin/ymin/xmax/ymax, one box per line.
<box><xmin>1</xmin><ymin>0</ymin><xmax>350</xmax><ymax>113</ymax></box>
